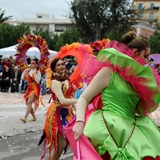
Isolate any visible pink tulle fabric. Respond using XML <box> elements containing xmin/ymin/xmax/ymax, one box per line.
<box><xmin>81</xmin><ymin>41</ymin><xmax>160</xmax><ymax>115</ymax></box>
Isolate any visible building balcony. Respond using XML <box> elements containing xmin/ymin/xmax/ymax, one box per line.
<box><xmin>146</xmin><ymin>6</ymin><xmax>159</xmax><ymax>10</ymax></box>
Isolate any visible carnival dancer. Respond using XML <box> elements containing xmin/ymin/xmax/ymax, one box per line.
<box><xmin>20</xmin><ymin>58</ymin><xmax>41</xmax><ymax>123</ymax></box>
<box><xmin>71</xmin><ymin>31</ymin><xmax>160</xmax><ymax>160</ymax></box>
<box><xmin>38</xmin><ymin>58</ymin><xmax>77</xmax><ymax>160</ymax></box>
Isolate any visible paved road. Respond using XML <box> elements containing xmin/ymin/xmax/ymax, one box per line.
<box><xmin>0</xmin><ymin>92</ymin><xmax>160</xmax><ymax>160</ymax></box>
<box><xmin>0</xmin><ymin>92</ymin><xmax>73</xmax><ymax>160</ymax></box>
<box><xmin>0</xmin><ymin>131</ymin><xmax>73</xmax><ymax>160</ymax></box>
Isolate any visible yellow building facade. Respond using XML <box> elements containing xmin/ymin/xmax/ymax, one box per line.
<box><xmin>133</xmin><ymin>0</ymin><xmax>160</xmax><ymax>25</ymax></box>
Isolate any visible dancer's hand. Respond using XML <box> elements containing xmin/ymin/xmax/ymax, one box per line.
<box><xmin>72</xmin><ymin>121</ymin><xmax>84</xmax><ymax>141</ymax></box>
<box><xmin>24</xmin><ymin>68</ymin><xmax>30</xmax><ymax>74</ymax></box>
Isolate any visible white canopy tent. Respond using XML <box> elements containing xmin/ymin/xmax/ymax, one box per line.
<box><xmin>0</xmin><ymin>45</ymin><xmax>57</xmax><ymax>59</ymax></box>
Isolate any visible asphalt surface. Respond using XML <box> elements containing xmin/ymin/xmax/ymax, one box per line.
<box><xmin>0</xmin><ymin>92</ymin><xmax>73</xmax><ymax>160</ymax></box>
<box><xmin>0</xmin><ymin>92</ymin><xmax>160</xmax><ymax>160</ymax></box>
<box><xmin>0</xmin><ymin>131</ymin><xmax>73</xmax><ymax>160</ymax></box>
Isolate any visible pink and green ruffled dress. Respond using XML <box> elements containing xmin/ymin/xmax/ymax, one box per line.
<box><xmin>83</xmin><ymin>47</ymin><xmax>160</xmax><ymax>159</ymax></box>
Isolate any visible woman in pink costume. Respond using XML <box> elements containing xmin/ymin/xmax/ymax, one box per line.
<box><xmin>71</xmin><ymin>31</ymin><xmax>160</xmax><ymax>160</ymax></box>
<box><xmin>20</xmin><ymin>59</ymin><xmax>41</xmax><ymax>123</ymax></box>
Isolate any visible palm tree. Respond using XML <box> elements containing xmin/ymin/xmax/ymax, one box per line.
<box><xmin>0</xmin><ymin>9</ymin><xmax>12</xmax><ymax>23</ymax></box>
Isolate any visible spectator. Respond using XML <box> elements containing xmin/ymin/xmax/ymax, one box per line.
<box><xmin>0</xmin><ymin>59</ymin><xmax>4</xmax><ymax>91</ymax></box>
<box><xmin>1</xmin><ymin>67</ymin><xmax>11</xmax><ymax>92</ymax></box>
<box><xmin>41</xmin><ymin>73</ymin><xmax>46</xmax><ymax>95</ymax></box>
<box><xmin>70</xmin><ymin>60</ymin><xmax>77</xmax><ymax>74</ymax></box>
<box><xmin>148</xmin><ymin>57</ymin><xmax>154</xmax><ymax>68</ymax></box>
<box><xmin>21</xmin><ymin>79</ymin><xmax>27</xmax><ymax>93</ymax></box>
<box><xmin>10</xmin><ymin>66</ymin><xmax>22</xmax><ymax>93</ymax></box>
<box><xmin>2</xmin><ymin>58</ymin><xmax>12</xmax><ymax>70</ymax></box>
<box><xmin>66</xmin><ymin>58</ymin><xmax>73</xmax><ymax>70</ymax></box>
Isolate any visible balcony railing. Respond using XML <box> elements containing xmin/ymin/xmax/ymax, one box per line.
<box><xmin>147</xmin><ymin>6</ymin><xmax>159</xmax><ymax>10</ymax></box>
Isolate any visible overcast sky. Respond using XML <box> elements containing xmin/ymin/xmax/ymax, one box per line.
<box><xmin>0</xmin><ymin>0</ymin><xmax>72</xmax><ymax>21</ymax></box>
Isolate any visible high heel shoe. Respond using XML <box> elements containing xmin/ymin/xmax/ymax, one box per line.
<box><xmin>20</xmin><ymin>118</ymin><xmax>26</xmax><ymax>123</ymax></box>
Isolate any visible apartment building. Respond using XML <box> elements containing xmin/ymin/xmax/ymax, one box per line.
<box><xmin>132</xmin><ymin>22</ymin><xmax>156</xmax><ymax>38</ymax></box>
<box><xmin>133</xmin><ymin>0</ymin><xmax>160</xmax><ymax>25</ymax></box>
<box><xmin>132</xmin><ymin>0</ymin><xmax>160</xmax><ymax>38</ymax></box>
<box><xmin>4</xmin><ymin>20</ymin><xmax>21</xmax><ymax>26</ymax></box>
<box><xmin>22</xmin><ymin>13</ymin><xmax>72</xmax><ymax>35</ymax></box>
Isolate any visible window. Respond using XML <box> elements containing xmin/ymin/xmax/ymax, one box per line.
<box><xmin>150</xmin><ymin>3</ymin><xmax>154</xmax><ymax>9</ymax></box>
<box><xmin>55</xmin><ymin>29</ymin><xmax>64</xmax><ymax>32</ymax></box>
<box><xmin>149</xmin><ymin>13</ymin><xmax>154</xmax><ymax>19</ymax></box>
<box><xmin>138</xmin><ymin>13</ymin><xmax>142</xmax><ymax>19</ymax></box>
<box><xmin>37</xmin><ymin>16</ymin><xmax>42</xmax><ymax>18</ymax></box>
<box><xmin>138</xmin><ymin>3</ymin><xmax>143</xmax><ymax>10</ymax></box>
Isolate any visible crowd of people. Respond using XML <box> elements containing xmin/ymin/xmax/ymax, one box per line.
<box><xmin>0</xmin><ymin>57</ymin><xmax>22</xmax><ymax>92</ymax></box>
<box><xmin>0</xmin><ymin>54</ymin><xmax>159</xmax><ymax>96</ymax></box>
<box><xmin>148</xmin><ymin>57</ymin><xmax>160</xmax><ymax>75</ymax></box>
<box><xmin>0</xmin><ymin>56</ymin><xmax>77</xmax><ymax>95</ymax></box>
<box><xmin>1</xmin><ymin>30</ymin><xmax>160</xmax><ymax>160</ymax></box>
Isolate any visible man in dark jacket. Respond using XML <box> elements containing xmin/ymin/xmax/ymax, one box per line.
<box><xmin>10</xmin><ymin>66</ymin><xmax>22</xmax><ymax>92</ymax></box>
<box><xmin>1</xmin><ymin>67</ymin><xmax>11</xmax><ymax>92</ymax></box>
<box><xmin>0</xmin><ymin>59</ymin><xmax>4</xmax><ymax>90</ymax></box>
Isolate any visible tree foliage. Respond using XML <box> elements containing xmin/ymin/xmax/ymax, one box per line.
<box><xmin>55</xmin><ymin>28</ymin><xmax>86</xmax><ymax>51</ymax></box>
<box><xmin>32</xmin><ymin>27</ymin><xmax>58</xmax><ymax>51</ymax></box>
<box><xmin>0</xmin><ymin>9</ymin><xmax>12</xmax><ymax>23</ymax></box>
<box><xmin>70</xmin><ymin>0</ymin><xmax>137</xmax><ymax>42</ymax></box>
<box><xmin>0</xmin><ymin>23</ymin><xmax>30</xmax><ymax>48</ymax></box>
<box><xmin>154</xmin><ymin>21</ymin><xmax>160</xmax><ymax>30</ymax></box>
<box><xmin>148</xmin><ymin>31</ymin><xmax>160</xmax><ymax>54</ymax></box>
<box><xmin>14</xmin><ymin>23</ymin><xmax>31</xmax><ymax>40</ymax></box>
<box><xmin>108</xmin><ymin>25</ymin><xmax>134</xmax><ymax>41</ymax></box>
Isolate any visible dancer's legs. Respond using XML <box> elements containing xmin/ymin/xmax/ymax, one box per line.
<box><xmin>21</xmin><ymin>94</ymin><xmax>37</xmax><ymax>122</ymax></box>
<box><xmin>25</xmin><ymin>94</ymin><xmax>37</xmax><ymax>119</ymax></box>
<box><xmin>52</xmin><ymin>133</ymin><xmax>67</xmax><ymax>160</ymax></box>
